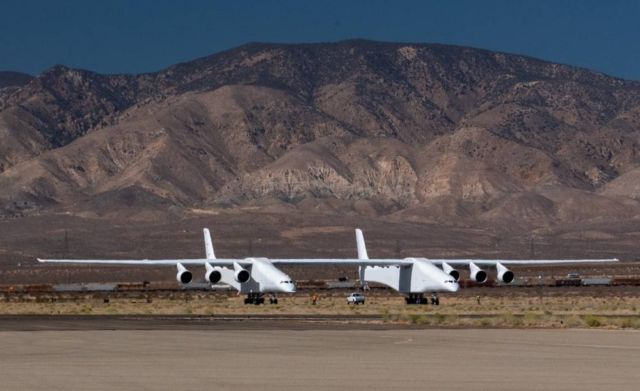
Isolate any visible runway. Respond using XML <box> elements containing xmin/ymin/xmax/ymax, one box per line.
<box><xmin>0</xmin><ymin>318</ymin><xmax>639</xmax><ymax>390</ymax></box>
<box><xmin>0</xmin><ymin>314</ymin><xmax>389</xmax><ymax>331</ymax></box>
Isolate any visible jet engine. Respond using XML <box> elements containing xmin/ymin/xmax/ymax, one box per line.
<box><xmin>441</xmin><ymin>262</ymin><xmax>460</xmax><ymax>281</ymax></box>
<box><xmin>176</xmin><ymin>263</ymin><xmax>193</xmax><ymax>285</ymax></box>
<box><xmin>233</xmin><ymin>262</ymin><xmax>251</xmax><ymax>283</ymax></box>
<box><xmin>469</xmin><ymin>262</ymin><xmax>487</xmax><ymax>283</ymax></box>
<box><xmin>205</xmin><ymin>264</ymin><xmax>222</xmax><ymax>284</ymax></box>
<box><xmin>496</xmin><ymin>262</ymin><xmax>514</xmax><ymax>283</ymax></box>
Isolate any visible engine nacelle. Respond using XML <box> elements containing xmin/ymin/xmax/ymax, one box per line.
<box><xmin>496</xmin><ymin>262</ymin><xmax>514</xmax><ymax>283</ymax></box>
<box><xmin>176</xmin><ymin>263</ymin><xmax>193</xmax><ymax>285</ymax></box>
<box><xmin>441</xmin><ymin>262</ymin><xmax>460</xmax><ymax>282</ymax></box>
<box><xmin>233</xmin><ymin>262</ymin><xmax>251</xmax><ymax>283</ymax></box>
<box><xmin>469</xmin><ymin>262</ymin><xmax>487</xmax><ymax>283</ymax></box>
<box><xmin>205</xmin><ymin>263</ymin><xmax>222</xmax><ymax>284</ymax></box>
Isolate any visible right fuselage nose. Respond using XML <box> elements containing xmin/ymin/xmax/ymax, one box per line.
<box><xmin>278</xmin><ymin>280</ymin><xmax>296</xmax><ymax>293</ymax></box>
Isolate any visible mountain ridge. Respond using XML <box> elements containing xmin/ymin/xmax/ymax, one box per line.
<box><xmin>2</xmin><ymin>40</ymin><xmax>640</xmax><ymax>230</ymax></box>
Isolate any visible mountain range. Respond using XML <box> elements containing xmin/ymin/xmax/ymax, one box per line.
<box><xmin>3</xmin><ymin>39</ymin><xmax>640</xmax><ymax>233</ymax></box>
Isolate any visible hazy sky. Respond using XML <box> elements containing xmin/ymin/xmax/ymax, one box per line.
<box><xmin>2</xmin><ymin>0</ymin><xmax>639</xmax><ymax>79</ymax></box>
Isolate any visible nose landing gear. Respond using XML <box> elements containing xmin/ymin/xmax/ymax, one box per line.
<box><xmin>404</xmin><ymin>293</ymin><xmax>439</xmax><ymax>305</ymax></box>
<box><xmin>243</xmin><ymin>293</ymin><xmax>279</xmax><ymax>305</ymax></box>
<box><xmin>244</xmin><ymin>293</ymin><xmax>265</xmax><ymax>305</ymax></box>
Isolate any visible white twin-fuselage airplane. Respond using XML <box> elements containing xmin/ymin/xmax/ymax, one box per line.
<box><xmin>38</xmin><ymin>228</ymin><xmax>618</xmax><ymax>304</ymax></box>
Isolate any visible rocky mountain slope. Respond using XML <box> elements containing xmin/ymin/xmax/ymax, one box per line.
<box><xmin>2</xmin><ymin>40</ymin><xmax>640</xmax><ymax>229</ymax></box>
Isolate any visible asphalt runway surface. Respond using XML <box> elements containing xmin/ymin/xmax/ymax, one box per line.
<box><xmin>1</xmin><ymin>316</ymin><xmax>639</xmax><ymax>391</ymax></box>
<box><xmin>0</xmin><ymin>315</ymin><xmax>391</xmax><ymax>331</ymax></box>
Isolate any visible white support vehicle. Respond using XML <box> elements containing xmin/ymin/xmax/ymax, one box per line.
<box><xmin>346</xmin><ymin>292</ymin><xmax>366</xmax><ymax>305</ymax></box>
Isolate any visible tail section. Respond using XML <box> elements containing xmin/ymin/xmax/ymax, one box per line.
<box><xmin>356</xmin><ymin>228</ymin><xmax>370</xmax><ymax>290</ymax></box>
<box><xmin>355</xmin><ymin>229</ymin><xmax>369</xmax><ymax>260</ymax></box>
<box><xmin>203</xmin><ymin>228</ymin><xmax>216</xmax><ymax>260</ymax></box>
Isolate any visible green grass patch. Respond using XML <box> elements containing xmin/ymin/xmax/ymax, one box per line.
<box><xmin>583</xmin><ymin>315</ymin><xmax>603</xmax><ymax>328</ymax></box>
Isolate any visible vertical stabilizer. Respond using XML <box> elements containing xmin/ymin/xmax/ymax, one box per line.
<box><xmin>355</xmin><ymin>229</ymin><xmax>369</xmax><ymax>260</ymax></box>
<box><xmin>203</xmin><ymin>228</ymin><xmax>216</xmax><ymax>259</ymax></box>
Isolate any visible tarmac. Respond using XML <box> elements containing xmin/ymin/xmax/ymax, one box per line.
<box><xmin>0</xmin><ymin>316</ymin><xmax>639</xmax><ymax>390</ymax></box>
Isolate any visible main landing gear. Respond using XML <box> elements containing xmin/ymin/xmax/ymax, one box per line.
<box><xmin>243</xmin><ymin>293</ymin><xmax>279</xmax><ymax>305</ymax></box>
<box><xmin>244</xmin><ymin>293</ymin><xmax>265</xmax><ymax>305</ymax></box>
<box><xmin>405</xmin><ymin>293</ymin><xmax>439</xmax><ymax>305</ymax></box>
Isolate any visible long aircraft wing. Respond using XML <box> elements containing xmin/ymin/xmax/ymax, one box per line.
<box><xmin>37</xmin><ymin>258</ymin><xmax>618</xmax><ymax>266</ymax></box>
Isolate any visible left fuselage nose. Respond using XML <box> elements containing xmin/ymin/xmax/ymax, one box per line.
<box><xmin>445</xmin><ymin>280</ymin><xmax>460</xmax><ymax>292</ymax></box>
<box><xmin>413</xmin><ymin>259</ymin><xmax>461</xmax><ymax>293</ymax></box>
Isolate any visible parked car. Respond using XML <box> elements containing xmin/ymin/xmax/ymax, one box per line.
<box><xmin>347</xmin><ymin>292</ymin><xmax>366</xmax><ymax>305</ymax></box>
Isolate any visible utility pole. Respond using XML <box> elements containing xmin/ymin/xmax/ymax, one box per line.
<box><xmin>64</xmin><ymin>230</ymin><xmax>70</xmax><ymax>256</ymax></box>
<box><xmin>63</xmin><ymin>229</ymin><xmax>71</xmax><ymax>285</ymax></box>
<box><xmin>395</xmin><ymin>239</ymin><xmax>402</xmax><ymax>258</ymax></box>
<box><xmin>529</xmin><ymin>235</ymin><xmax>535</xmax><ymax>258</ymax></box>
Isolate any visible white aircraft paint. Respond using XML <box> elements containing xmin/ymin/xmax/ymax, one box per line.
<box><xmin>38</xmin><ymin>228</ymin><xmax>618</xmax><ymax>298</ymax></box>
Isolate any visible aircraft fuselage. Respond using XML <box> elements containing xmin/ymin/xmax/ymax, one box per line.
<box><xmin>217</xmin><ymin>258</ymin><xmax>296</xmax><ymax>294</ymax></box>
<box><xmin>362</xmin><ymin>258</ymin><xmax>459</xmax><ymax>293</ymax></box>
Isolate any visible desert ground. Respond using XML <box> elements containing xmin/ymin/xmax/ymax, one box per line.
<box><xmin>1</xmin><ymin>328</ymin><xmax>638</xmax><ymax>391</ymax></box>
<box><xmin>2</xmin><ymin>286</ymin><xmax>639</xmax><ymax>329</ymax></box>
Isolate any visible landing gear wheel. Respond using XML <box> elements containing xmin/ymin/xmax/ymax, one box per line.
<box><xmin>405</xmin><ymin>294</ymin><xmax>429</xmax><ymax>305</ymax></box>
<box><xmin>244</xmin><ymin>293</ymin><xmax>265</xmax><ymax>305</ymax></box>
